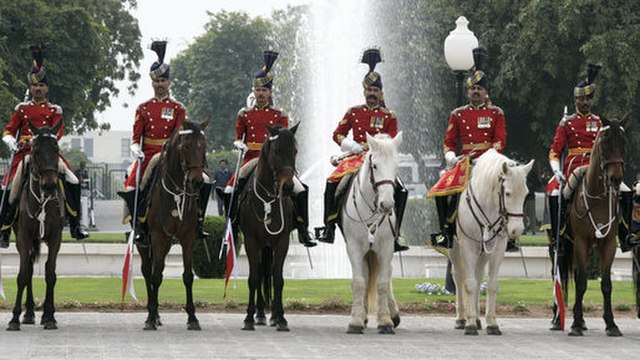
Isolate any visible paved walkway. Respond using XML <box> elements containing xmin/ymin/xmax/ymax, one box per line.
<box><xmin>1</xmin><ymin>312</ymin><xmax>640</xmax><ymax>359</ymax></box>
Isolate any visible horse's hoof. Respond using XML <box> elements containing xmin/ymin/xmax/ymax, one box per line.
<box><xmin>347</xmin><ymin>324</ymin><xmax>364</xmax><ymax>334</ymax></box>
<box><xmin>242</xmin><ymin>322</ymin><xmax>255</xmax><ymax>331</ymax></box>
<box><xmin>276</xmin><ymin>322</ymin><xmax>289</xmax><ymax>332</ymax></box>
<box><xmin>43</xmin><ymin>320</ymin><xmax>58</xmax><ymax>330</ymax></box>
<box><xmin>392</xmin><ymin>315</ymin><xmax>401</xmax><ymax>328</ymax></box>
<box><xmin>256</xmin><ymin>316</ymin><xmax>267</xmax><ymax>326</ymax></box>
<box><xmin>269</xmin><ymin>317</ymin><xmax>277</xmax><ymax>327</ymax></box>
<box><xmin>6</xmin><ymin>322</ymin><xmax>20</xmax><ymax>331</ymax></box>
<box><xmin>378</xmin><ymin>325</ymin><xmax>395</xmax><ymax>335</ymax></box>
<box><xmin>187</xmin><ymin>321</ymin><xmax>201</xmax><ymax>331</ymax></box>
<box><xmin>549</xmin><ymin>321</ymin><xmax>562</xmax><ymax>331</ymax></box>
<box><xmin>581</xmin><ymin>323</ymin><xmax>588</xmax><ymax>331</ymax></box>
<box><xmin>156</xmin><ymin>317</ymin><xmax>163</xmax><ymax>327</ymax></box>
<box><xmin>476</xmin><ymin>319</ymin><xmax>482</xmax><ymax>330</ymax></box>
<box><xmin>486</xmin><ymin>325</ymin><xmax>502</xmax><ymax>335</ymax></box>
<box><xmin>144</xmin><ymin>321</ymin><xmax>157</xmax><ymax>331</ymax></box>
<box><xmin>606</xmin><ymin>326</ymin><xmax>623</xmax><ymax>337</ymax></box>
<box><xmin>455</xmin><ymin>319</ymin><xmax>466</xmax><ymax>330</ymax></box>
<box><xmin>568</xmin><ymin>327</ymin><xmax>583</xmax><ymax>336</ymax></box>
<box><xmin>464</xmin><ymin>325</ymin><xmax>478</xmax><ymax>335</ymax></box>
<box><xmin>22</xmin><ymin>315</ymin><xmax>35</xmax><ymax>325</ymax></box>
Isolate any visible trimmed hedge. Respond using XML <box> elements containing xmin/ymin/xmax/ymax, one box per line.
<box><xmin>402</xmin><ymin>197</ymin><xmax>438</xmax><ymax>246</ymax></box>
<box><xmin>192</xmin><ymin>216</ymin><xmax>241</xmax><ymax>279</ymax></box>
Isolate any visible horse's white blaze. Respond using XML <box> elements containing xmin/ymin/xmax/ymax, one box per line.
<box><xmin>343</xmin><ymin>132</ymin><xmax>402</xmax><ymax>331</ymax></box>
<box><xmin>451</xmin><ymin>149</ymin><xmax>533</xmax><ymax>332</ymax></box>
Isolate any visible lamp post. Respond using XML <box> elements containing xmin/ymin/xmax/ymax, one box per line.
<box><xmin>441</xmin><ymin>16</ymin><xmax>478</xmax><ymax>294</ymax></box>
<box><xmin>444</xmin><ymin>16</ymin><xmax>478</xmax><ymax>106</ymax></box>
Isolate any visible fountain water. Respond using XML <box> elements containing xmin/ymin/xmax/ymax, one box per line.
<box><xmin>294</xmin><ymin>0</ymin><xmax>377</xmax><ymax>278</ymax></box>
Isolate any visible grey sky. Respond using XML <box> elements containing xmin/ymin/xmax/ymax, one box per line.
<box><xmin>99</xmin><ymin>0</ymin><xmax>310</xmax><ymax>131</ymax></box>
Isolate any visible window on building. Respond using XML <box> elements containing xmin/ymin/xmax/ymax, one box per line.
<box><xmin>84</xmin><ymin>138</ymin><xmax>94</xmax><ymax>158</ymax></box>
<box><xmin>71</xmin><ymin>138</ymin><xmax>81</xmax><ymax>149</ymax></box>
<box><xmin>121</xmin><ymin>138</ymin><xmax>130</xmax><ymax>159</ymax></box>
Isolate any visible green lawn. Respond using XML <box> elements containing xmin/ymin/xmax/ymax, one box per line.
<box><xmin>0</xmin><ymin>277</ymin><xmax>635</xmax><ymax>310</ymax></box>
<box><xmin>5</xmin><ymin>232</ymin><xmax>126</xmax><ymax>244</ymax></box>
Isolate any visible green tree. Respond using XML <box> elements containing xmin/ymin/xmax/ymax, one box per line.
<box><xmin>0</xmin><ymin>0</ymin><xmax>142</xmax><ymax>138</ymax></box>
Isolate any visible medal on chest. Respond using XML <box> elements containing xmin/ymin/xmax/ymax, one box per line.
<box><xmin>161</xmin><ymin>107</ymin><xmax>175</xmax><ymax>121</ymax></box>
<box><xmin>586</xmin><ymin>120</ymin><xmax>598</xmax><ymax>132</ymax></box>
<box><xmin>477</xmin><ymin>116</ymin><xmax>492</xmax><ymax>129</ymax></box>
<box><xmin>370</xmin><ymin>116</ymin><xmax>384</xmax><ymax>129</ymax></box>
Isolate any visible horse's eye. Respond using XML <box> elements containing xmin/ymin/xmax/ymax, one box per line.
<box><xmin>505</xmin><ymin>191</ymin><xmax>511</xmax><ymax>197</ymax></box>
<box><xmin>373</xmin><ymin>165</ymin><xmax>378</xmax><ymax>170</ymax></box>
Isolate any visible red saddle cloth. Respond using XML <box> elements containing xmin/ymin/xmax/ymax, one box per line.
<box><xmin>427</xmin><ymin>156</ymin><xmax>470</xmax><ymax>198</ymax></box>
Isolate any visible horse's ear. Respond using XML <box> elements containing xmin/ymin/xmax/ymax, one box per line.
<box><xmin>620</xmin><ymin>113</ymin><xmax>630</xmax><ymax>128</ymax></box>
<box><xmin>200</xmin><ymin>116</ymin><xmax>211</xmax><ymax>130</ymax></box>
<box><xmin>51</xmin><ymin>119</ymin><xmax>62</xmax><ymax>135</ymax></box>
<box><xmin>267</xmin><ymin>125</ymin><xmax>278</xmax><ymax>136</ymax></box>
<box><xmin>601</xmin><ymin>116</ymin><xmax>610</xmax><ymax>127</ymax></box>
<box><xmin>393</xmin><ymin>131</ymin><xmax>403</xmax><ymax>148</ymax></box>
<box><xmin>501</xmin><ymin>161</ymin><xmax>510</xmax><ymax>176</ymax></box>
<box><xmin>290</xmin><ymin>122</ymin><xmax>299</xmax><ymax>135</ymax></box>
<box><xmin>366</xmin><ymin>133</ymin><xmax>377</xmax><ymax>151</ymax></box>
<box><xmin>522</xmin><ymin>159</ymin><xmax>535</xmax><ymax>175</ymax></box>
<box><xmin>27</xmin><ymin>120</ymin><xmax>38</xmax><ymax>135</ymax></box>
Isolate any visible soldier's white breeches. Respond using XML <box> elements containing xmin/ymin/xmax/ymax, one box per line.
<box><xmin>620</xmin><ymin>182</ymin><xmax>630</xmax><ymax>192</ymax></box>
<box><xmin>61</xmin><ymin>159</ymin><xmax>79</xmax><ymax>184</ymax></box>
<box><xmin>293</xmin><ymin>175</ymin><xmax>304</xmax><ymax>194</ymax></box>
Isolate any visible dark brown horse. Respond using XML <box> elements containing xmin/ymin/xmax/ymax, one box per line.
<box><xmin>560</xmin><ymin>114</ymin><xmax>629</xmax><ymax>336</ymax></box>
<box><xmin>7</xmin><ymin>121</ymin><xmax>65</xmax><ymax>331</ymax></box>
<box><xmin>238</xmin><ymin>124</ymin><xmax>298</xmax><ymax>332</ymax></box>
<box><xmin>138</xmin><ymin>119</ymin><xmax>209</xmax><ymax>330</ymax></box>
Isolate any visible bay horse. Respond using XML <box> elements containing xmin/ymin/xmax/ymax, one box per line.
<box><xmin>139</xmin><ymin>119</ymin><xmax>209</xmax><ymax>331</ymax></box>
<box><xmin>343</xmin><ymin>132</ymin><xmax>403</xmax><ymax>335</ymax></box>
<box><xmin>560</xmin><ymin>115</ymin><xmax>629</xmax><ymax>336</ymax></box>
<box><xmin>238</xmin><ymin>124</ymin><xmax>299</xmax><ymax>332</ymax></box>
<box><xmin>7</xmin><ymin>121</ymin><xmax>65</xmax><ymax>330</ymax></box>
<box><xmin>450</xmin><ymin>149</ymin><xmax>533</xmax><ymax>335</ymax></box>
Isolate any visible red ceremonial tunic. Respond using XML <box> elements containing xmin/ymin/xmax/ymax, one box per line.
<box><xmin>124</xmin><ymin>96</ymin><xmax>185</xmax><ymax>188</ymax></box>
<box><xmin>546</xmin><ymin>112</ymin><xmax>601</xmax><ymax>193</ymax></box>
<box><xmin>2</xmin><ymin>99</ymin><xmax>66</xmax><ymax>186</ymax></box>
<box><xmin>226</xmin><ymin>104</ymin><xmax>289</xmax><ymax>187</ymax></box>
<box><xmin>328</xmin><ymin>104</ymin><xmax>399</xmax><ymax>182</ymax></box>
<box><xmin>443</xmin><ymin>102</ymin><xmax>506</xmax><ymax>159</ymax></box>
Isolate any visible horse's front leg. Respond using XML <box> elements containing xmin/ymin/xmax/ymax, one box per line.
<box><xmin>181</xmin><ymin>239</ymin><xmax>200</xmax><ymax>331</ymax></box>
<box><xmin>600</xmin><ymin>238</ymin><xmax>622</xmax><ymax>336</ymax></box>
<box><xmin>138</xmin><ymin>244</ymin><xmax>155</xmax><ymax>330</ymax></box>
<box><xmin>450</xmin><ymin>243</ymin><xmax>467</xmax><ymax>330</ymax></box>
<box><xmin>7</xmin><ymin>248</ymin><xmax>32</xmax><ymax>331</ymax></box>
<box><xmin>569</xmin><ymin>239</ymin><xmax>589</xmax><ymax>336</ymax></box>
<box><xmin>376</xmin><ymin>250</ymin><xmax>395</xmax><ymax>334</ymax></box>
<box><xmin>387</xmin><ymin>272</ymin><xmax>400</xmax><ymax>329</ymax></box>
<box><xmin>462</xmin><ymin>247</ymin><xmax>480</xmax><ymax>335</ymax></box>
<box><xmin>271</xmin><ymin>241</ymin><xmax>289</xmax><ymax>332</ymax></box>
<box><xmin>22</xmin><ymin>268</ymin><xmax>35</xmax><ymax>325</ymax></box>
<box><xmin>145</xmin><ymin>241</ymin><xmax>168</xmax><ymax>330</ymax></box>
<box><xmin>485</xmin><ymin>247</ymin><xmax>506</xmax><ymax>335</ymax></box>
<box><xmin>242</xmin><ymin>239</ymin><xmax>259</xmax><ymax>331</ymax></box>
<box><xmin>41</xmin><ymin>237</ymin><xmax>61</xmax><ymax>330</ymax></box>
<box><xmin>346</xmin><ymin>241</ymin><xmax>367</xmax><ymax>334</ymax></box>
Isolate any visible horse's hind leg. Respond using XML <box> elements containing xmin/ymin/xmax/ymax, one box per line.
<box><xmin>41</xmin><ymin>239</ymin><xmax>61</xmax><ymax>330</ymax></box>
<box><xmin>7</xmin><ymin>253</ymin><xmax>32</xmax><ymax>331</ymax></box>
<box><xmin>569</xmin><ymin>241</ymin><xmax>589</xmax><ymax>336</ymax></box>
<box><xmin>181</xmin><ymin>241</ymin><xmax>200</xmax><ymax>331</ymax></box>
<box><xmin>600</xmin><ymin>239</ymin><xmax>622</xmax><ymax>336</ymax></box>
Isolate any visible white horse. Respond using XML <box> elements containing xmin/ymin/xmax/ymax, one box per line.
<box><xmin>450</xmin><ymin>149</ymin><xmax>533</xmax><ymax>335</ymax></box>
<box><xmin>342</xmin><ymin>132</ymin><xmax>403</xmax><ymax>335</ymax></box>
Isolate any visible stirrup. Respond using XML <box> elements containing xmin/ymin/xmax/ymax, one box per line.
<box><xmin>71</xmin><ymin>226</ymin><xmax>89</xmax><ymax>240</ymax></box>
<box><xmin>298</xmin><ymin>229</ymin><xmax>317</xmax><ymax>248</ymax></box>
<box><xmin>505</xmin><ymin>239</ymin><xmax>519</xmax><ymax>252</ymax></box>
<box><xmin>620</xmin><ymin>236</ymin><xmax>640</xmax><ymax>253</ymax></box>
<box><xmin>394</xmin><ymin>238</ymin><xmax>409</xmax><ymax>252</ymax></box>
<box><xmin>314</xmin><ymin>226</ymin><xmax>334</xmax><ymax>244</ymax></box>
<box><xmin>430</xmin><ymin>232</ymin><xmax>453</xmax><ymax>248</ymax></box>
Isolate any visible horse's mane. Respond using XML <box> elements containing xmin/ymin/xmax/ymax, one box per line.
<box><xmin>259</xmin><ymin>125</ymin><xmax>296</xmax><ymax>161</ymax></box>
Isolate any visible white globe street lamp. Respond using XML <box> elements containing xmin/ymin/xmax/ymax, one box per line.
<box><xmin>444</xmin><ymin>16</ymin><xmax>478</xmax><ymax>106</ymax></box>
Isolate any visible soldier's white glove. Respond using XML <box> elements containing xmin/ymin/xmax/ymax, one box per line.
<box><xmin>2</xmin><ymin>134</ymin><xmax>17</xmax><ymax>152</ymax></box>
<box><xmin>444</xmin><ymin>151</ymin><xmax>457</xmax><ymax>167</ymax></box>
<box><xmin>635</xmin><ymin>182</ymin><xmax>640</xmax><ymax>197</ymax></box>
<box><xmin>550</xmin><ymin>160</ymin><xmax>565</xmax><ymax>182</ymax></box>
<box><xmin>233</xmin><ymin>140</ymin><xmax>248</xmax><ymax>151</ymax></box>
<box><xmin>130</xmin><ymin>143</ymin><xmax>144</xmax><ymax>160</ymax></box>
<box><xmin>340</xmin><ymin>137</ymin><xmax>363</xmax><ymax>154</ymax></box>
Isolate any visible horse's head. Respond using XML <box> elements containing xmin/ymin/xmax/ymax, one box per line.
<box><xmin>365</xmin><ymin>132</ymin><xmax>403</xmax><ymax>213</ymax></box>
<box><xmin>499</xmin><ymin>159</ymin><xmax>534</xmax><ymax>239</ymax></box>
<box><xmin>171</xmin><ymin>118</ymin><xmax>209</xmax><ymax>189</ymax></box>
<box><xmin>595</xmin><ymin>114</ymin><xmax>629</xmax><ymax>188</ymax></box>
<box><xmin>263</xmin><ymin>124</ymin><xmax>298</xmax><ymax>193</ymax></box>
<box><xmin>28</xmin><ymin>120</ymin><xmax>61</xmax><ymax>194</ymax></box>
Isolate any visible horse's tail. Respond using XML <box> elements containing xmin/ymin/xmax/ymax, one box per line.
<box><xmin>365</xmin><ymin>251</ymin><xmax>378</xmax><ymax>315</ymax></box>
<box><xmin>260</xmin><ymin>247</ymin><xmax>273</xmax><ymax>309</ymax></box>
<box><xmin>633</xmin><ymin>246</ymin><xmax>640</xmax><ymax>318</ymax></box>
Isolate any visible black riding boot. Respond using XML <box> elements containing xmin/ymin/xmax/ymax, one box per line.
<box><xmin>65</xmin><ymin>182</ymin><xmax>89</xmax><ymax>240</ymax></box>
<box><xmin>619</xmin><ymin>191</ymin><xmax>638</xmax><ymax>252</ymax></box>
<box><xmin>118</xmin><ymin>189</ymin><xmax>148</xmax><ymax>247</ymax></box>
<box><xmin>197</xmin><ymin>182</ymin><xmax>212</xmax><ymax>240</ymax></box>
<box><xmin>0</xmin><ymin>189</ymin><xmax>16</xmax><ymax>248</ymax></box>
<box><xmin>314</xmin><ymin>181</ymin><xmax>339</xmax><ymax>244</ymax></box>
<box><xmin>393</xmin><ymin>182</ymin><xmax>409</xmax><ymax>252</ymax></box>
<box><xmin>225</xmin><ymin>176</ymin><xmax>249</xmax><ymax>222</ymax></box>
<box><xmin>431</xmin><ymin>195</ymin><xmax>457</xmax><ymax>248</ymax></box>
<box><xmin>293</xmin><ymin>184</ymin><xmax>317</xmax><ymax>247</ymax></box>
<box><xmin>548</xmin><ymin>195</ymin><xmax>565</xmax><ymax>257</ymax></box>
